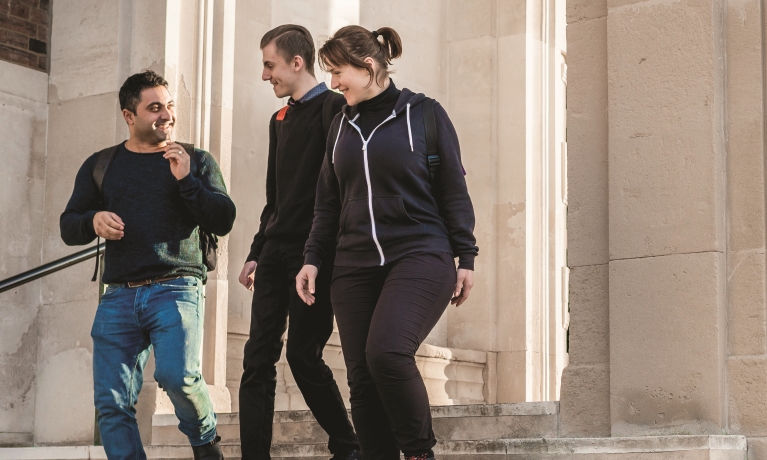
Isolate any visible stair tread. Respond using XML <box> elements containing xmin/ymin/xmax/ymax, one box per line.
<box><xmin>0</xmin><ymin>436</ymin><xmax>748</xmax><ymax>460</ymax></box>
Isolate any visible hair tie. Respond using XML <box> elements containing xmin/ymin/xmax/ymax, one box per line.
<box><xmin>372</xmin><ymin>30</ymin><xmax>379</xmax><ymax>38</ymax></box>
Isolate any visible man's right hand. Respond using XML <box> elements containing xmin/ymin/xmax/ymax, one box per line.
<box><xmin>93</xmin><ymin>212</ymin><xmax>124</xmax><ymax>240</ymax></box>
<box><xmin>239</xmin><ymin>261</ymin><xmax>257</xmax><ymax>291</ymax></box>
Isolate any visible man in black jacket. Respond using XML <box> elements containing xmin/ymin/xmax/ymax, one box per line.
<box><xmin>236</xmin><ymin>25</ymin><xmax>359</xmax><ymax>460</ymax></box>
<box><xmin>60</xmin><ymin>70</ymin><xmax>236</xmax><ymax>460</ymax></box>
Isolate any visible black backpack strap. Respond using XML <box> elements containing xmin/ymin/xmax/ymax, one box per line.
<box><xmin>422</xmin><ymin>99</ymin><xmax>443</xmax><ymax>215</ymax></box>
<box><xmin>92</xmin><ymin>144</ymin><xmax>121</xmax><ymax>194</ymax></box>
<box><xmin>90</xmin><ymin>143</ymin><xmax>121</xmax><ymax>282</ymax></box>
<box><xmin>423</xmin><ymin>98</ymin><xmax>440</xmax><ymax>182</ymax></box>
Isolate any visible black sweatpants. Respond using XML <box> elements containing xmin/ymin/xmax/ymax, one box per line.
<box><xmin>331</xmin><ymin>252</ymin><xmax>457</xmax><ymax>459</ymax></box>
<box><xmin>239</xmin><ymin>239</ymin><xmax>358</xmax><ymax>459</ymax></box>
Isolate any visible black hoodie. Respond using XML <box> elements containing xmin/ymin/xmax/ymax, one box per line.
<box><xmin>304</xmin><ymin>86</ymin><xmax>478</xmax><ymax>270</ymax></box>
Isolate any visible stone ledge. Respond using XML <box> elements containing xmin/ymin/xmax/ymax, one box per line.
<box><xmin>153</xmin><ymin>402</ymin><xmax>559</xmax><ymax>426</ymax></box>
<box><xmin>0</xmin><ymin>436</ymin><xmax>747</xmax><ymax>459</ymax></box>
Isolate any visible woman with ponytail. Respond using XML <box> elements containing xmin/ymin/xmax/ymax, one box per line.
<box><xmin>296</xmin><ymin>25</ymin><xmax>478</xmax><ymax>460</ymax></box>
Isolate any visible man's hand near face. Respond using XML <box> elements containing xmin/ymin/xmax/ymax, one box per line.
<box><xmin>93</xmin><ymin>212</ymin><xmax>125</xmax><ymax>240</ymax></box>
<box><xmin>163</xmin><ymin>141</ymin><xmax>191</xmax><ymax>180</ymax></box>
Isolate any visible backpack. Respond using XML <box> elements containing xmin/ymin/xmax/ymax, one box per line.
<box><xmin>89</xmin><ymin>142</ymin><xmax>218</xmax><ymax>282</ymax></box>
<box><xmin>275</xmin><ymin>90</ymin><xmax>342</xmax><ymax>137</ymax></box>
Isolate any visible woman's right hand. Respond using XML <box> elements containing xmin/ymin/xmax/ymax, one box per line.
<box><xmin>296</xmin><ymin>264</ymin><xmax>319</xmax><ymax>305</ymax></box>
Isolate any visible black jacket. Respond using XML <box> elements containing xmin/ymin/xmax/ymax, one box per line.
<box><xmin>247</xmin><ymin>90</ymin><xmax>345</xmax><ymax>261</ymax></box>
<box><xmin>304</xmin><ymin>88</ymin><xmax>478</xmax><ymax>270</ymax></box>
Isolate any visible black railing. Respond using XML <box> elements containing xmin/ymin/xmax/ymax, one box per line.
<box><xmin>0</xmin><ymin>243</ymin><xmax>105</xmax><ymax>293</ymax></box>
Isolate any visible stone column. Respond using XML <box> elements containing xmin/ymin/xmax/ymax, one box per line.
<box><xmin>558</xmin><ymin>0</ymin><xmax>611</xmax><ymax>438</ymax></box>
<box><xmin>446</xmin><ymin>0</ymin><xmax>567</xmax><ymax>404</ymax></box>
<box><xmin>606</xmin><ymin>0</ymin><xmax>727</xmax><ymax>436</ymax></box>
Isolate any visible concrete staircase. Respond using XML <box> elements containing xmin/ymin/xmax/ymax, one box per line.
<box><xmin>0</xmin><ymin>403</ymin><xmax>748</xmax><ymax>459</ymax></box>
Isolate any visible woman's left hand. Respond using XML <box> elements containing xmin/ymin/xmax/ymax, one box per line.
<box><xmin>451</xmin><ymin>269</ymin><xmax>474</xmax><ymax>307</ymax></box>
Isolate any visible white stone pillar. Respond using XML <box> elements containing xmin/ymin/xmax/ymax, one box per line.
<box><xmin>606</xmin><ymin>0</ymin><xmax>727</xmax><ymax>436</ymax></box>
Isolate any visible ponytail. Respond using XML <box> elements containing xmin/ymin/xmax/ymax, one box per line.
<box><xmin>319</xmin><ymin>25</ymin><xmax>403</xmax><ymax>88</ymax></box>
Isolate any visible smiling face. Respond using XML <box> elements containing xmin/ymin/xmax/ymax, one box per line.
<box><xmin>123</xmin><ymin>85</ymin><xmax>176</xmax><ymax>146</ymax></box>
<box><xmin>261</xmin><ymin>41</ymin><xmax>303</xmax><ymax>98</ymax></box>
<box><xmin>327</xmin><ymin>58</ymin><xmax>383</xmax><ymax>106</ymax></box>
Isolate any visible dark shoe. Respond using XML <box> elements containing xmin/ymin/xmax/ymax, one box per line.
<box><xmin>331</xmin><ymin>449</ymin><xmax>362</xmax><ymax>460</ymax></box>
<box><xmin>192</xmin><ymin>435</ymin><xmax>224</xmax><ymax>460</ymax></box>
<box><xmin>404</xmin><ymin>449</ymin><xmax>435</xmax><ymax>460</ymax></box>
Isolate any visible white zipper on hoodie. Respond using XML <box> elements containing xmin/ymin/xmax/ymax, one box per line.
<box><xmin>345</xmin><ymin>109</ymin><xmax>398</xmax><ymax>266</ymax></box>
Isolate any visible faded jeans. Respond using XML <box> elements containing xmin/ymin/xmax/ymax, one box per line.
<box><xmin>91</xmin><ymin>276</ymin><xmax>217</xmax><ymax>460</ymax></box>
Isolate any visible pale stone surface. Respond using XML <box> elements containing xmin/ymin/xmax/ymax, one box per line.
<box><xmin>748</xmin><ymin>437</ymin><xmax>767</xmax><ymax>460</ymax></box>
<box><xmin>48</xmin><ymin>0</ymin><xmax>122</xmax><ymax>103</ymax></box>
<box><xmin>0</xmin><ymin>61</ymin><xmax>48</xmax><ymax>442</ymax></box>
<box><xmin>727</xmin><ymin>356</ymin><xmax>767</xmax><ymax>436</ymax></box>
<box><xmin>609</xmin><ymin>252</ymin><xmax>726</xmax><ymax>436</ymax></box>
<box><xmin>565</xmin><ymin>16</ymin><xmax>608</xmax><ymax>268</ymax></box>
<box><xmin>607</xmin><ymin>0</ymin><xmax>726</xmax><ymax>260</ymax></box>
<box><xmin>727</xmin><ymin>251</ymin><xmax>767</xmax><ymax>356</ymax></box>
<box><xmin>567</xmin><ymin>265</ymin><xmax>609</xmax><ymax>366</ymax></box>
<box><xmin>447</xmin><ymin>0</ymin><xmax>493</xmax><ymax>42</ymax></box>
<box><xmin>559</xmin><ymin>364</ymin><xmax>611</xmax><ymax>438</ymax></box>
<box><xmin>567</xmin><ymin>0</ymin><xmax>607</xmax><ymax>23</ymax></box>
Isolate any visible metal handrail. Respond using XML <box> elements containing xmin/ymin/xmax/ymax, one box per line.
<box><xmin>0</xmin><ymin>243</ymin><xmax>105</xmax><ymax>293</ymax></box>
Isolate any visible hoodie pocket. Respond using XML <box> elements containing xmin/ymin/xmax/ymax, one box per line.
<box><xmin>371</xmin><ymin>195</ymin><xmax>424</xmax><ymax>246</ymax></box>
<box><xmin>339</xmin><ymin>195</ymin><xmax>424</xmax><ymax>251</ymax></box>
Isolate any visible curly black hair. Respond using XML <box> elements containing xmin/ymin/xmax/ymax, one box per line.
<box><xmin>119</xmin><ymin>70</ymin><xmax>169</xmax><ymax>114</ymax></box>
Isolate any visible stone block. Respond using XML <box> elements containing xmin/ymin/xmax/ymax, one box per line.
<box><xmin>447</xmin><ymin>0</ymin><xmax>493</xmax><ymax>42</ymax></box>
<box><xmin>559</xmin><ymin>364</ymin><xmax>611</xmax><ymax>437</ymax></box>
<box><xmin>609</xmin><ymin>252</ymin><xmax>726</xmax><ymax>436</ymax></box>
<box><xmin>725</xmin><ymin>0</ymin><xmax>766</xmax><ymax>252</ymax></box>
<box><xmin>33</xmin><ymin>348</ymin><xmax>94</xmax><ymax>445</ymax></box>
<box><xmin>607</xmin><ymin>0</ymin><xmax>725</xmax><ymax>260</ymax></box>
<box><xmin>728</xmin><ymin>356</ymin><xmax>767</xmax><ymax>436</ymax></box>
<box><xmin>0</xmin><ymin>59</ymin><xmax>48</xmax><ymax>101</ymax></box>
<box><xmin>727</xmin><ymin>251</ymin><xmax>767</xmax><ymax>356</ymax></box>
<box><xmin>49</xmin><ymin>0</ymin><xmax>121</xmax><ymax>102</ymax></box>
<box><xmin>748</xmin><ymin>437</ymin><xmax>767</xmax><ymax>460</ymax></box>
<box><xmin>566</xmin><ymin>16</ymin><xmax>608</xmax><ymax>267</ymax></box>
<box><xmin>568</xmin><ymin>0</ymin><xmax>607</xmax><ymax>24</ymax></box>
<box><xmin>567</xmin><ymin>264</ymin><xmax>609</xmax><ymax>366</ymax></box>
<box><xmin>495</xmin><ymin>350</ymin><xmax>526</xmax><ymax>403</ymax></box>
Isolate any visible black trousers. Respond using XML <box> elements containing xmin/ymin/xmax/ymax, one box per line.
<box><xmin>239</xmin><ymin>240</ymin><xmax>358</xmax><ymax>460</ymax></box>
<box><xmin>331</xmin><ymin>252</ymin><xmax>457</xmax><ymax>460</ymax></box>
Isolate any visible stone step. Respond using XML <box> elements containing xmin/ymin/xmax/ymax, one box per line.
<box><xmin>151</xmin><ymin>403</ymin><xmax>559</xmax><ymax>446</ymax></box>
<box><xmin>0</xmin><ymin>436</ymin><xmax>748</xmax><ymax>460</ymax></box>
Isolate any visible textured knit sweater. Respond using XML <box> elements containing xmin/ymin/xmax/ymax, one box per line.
<box><xmin>60</xmin><ymin>143</ymin><xmax>236</xmax><ymax>284</ymax></box>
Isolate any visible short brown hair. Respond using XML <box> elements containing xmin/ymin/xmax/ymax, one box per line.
<box><xmin>260</xmin><ymin>24</ymin><xmax>316</xmax><ymax>76</ymax></box>
<box><xmin>119</xmin><ymin>70</ymin><xmax>168</xmax><ymax>114</ymax></box>
<box><xmin>318</xmin><ymin>26</ymin><xmax>402</xmax><ymax>88</ymax></box>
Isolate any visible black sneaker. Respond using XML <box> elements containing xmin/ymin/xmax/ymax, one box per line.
<box><xmin>331</xmin><ymin>449</ymin><xmax>362</xmax><ymax>460</ymax></box>
<box><xmin>192</xmin><ymin>435</ymin><xmax>224</xmax><ymax>460</ymax></box>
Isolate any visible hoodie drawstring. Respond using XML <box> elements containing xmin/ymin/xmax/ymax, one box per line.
<box><xmin>332</xmin><ymin>115</ymin><xmax>345</xmax><ymax>163</ymax></box>
<box><xmin>406</xmin><ymin>103</ymin><xmax>413</xmax><ymax>152</ymax></box>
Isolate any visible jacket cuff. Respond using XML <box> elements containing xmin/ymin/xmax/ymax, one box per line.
<box><xmin>84</xmin><ymin>210</ymin><xmax>99</xmax><ymax>238</ymax></box>
<box><xmin>457</xmin><ymin>254</ymin><xmax>475</xmax><ymax>271</ymax></box>
<box><xmin>304</xmin><ymin>252</ymin><xmax>323</xmax><ymax>269</ymax></box>
<box><xmin>177</xmin><ymin>173</ymin><xmax>200</xmax><ymax>194</ymax></box>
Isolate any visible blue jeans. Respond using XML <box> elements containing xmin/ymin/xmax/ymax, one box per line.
<box><xmin>91</xmin><ymin>276</ymin><xmax>217</xmax><ymax>460</ymax></box>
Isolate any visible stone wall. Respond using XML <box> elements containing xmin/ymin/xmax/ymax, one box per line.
<box><xmin>0</xmin><ymin>0</ymin><xmax>50</xmax><ymax>72</ymax></box>
<box><xmin>0</xmin><ymin>59</ymin><xmax>48</xmax><ymax>447</ymax></box>
<box><xmin>562</xmin><ymin>1</ymin><xmax>767</xmax><ymax>458</ymax></box>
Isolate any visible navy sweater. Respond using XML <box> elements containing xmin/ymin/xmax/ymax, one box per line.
<box><xmin>60</xmin><ymin>143</ymin><xmax>236</xmax><ymax>284</ymax></box>
<box><xmin>304</xmin><ymin>87</ymin><xmax>478</xmax><ymax>270</ymax></box>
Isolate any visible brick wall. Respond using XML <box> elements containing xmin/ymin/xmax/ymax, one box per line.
<box><xmin>0</xmin><ymin>0</ymin><xmax>50</xmax><ymax>72</ymax></box>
